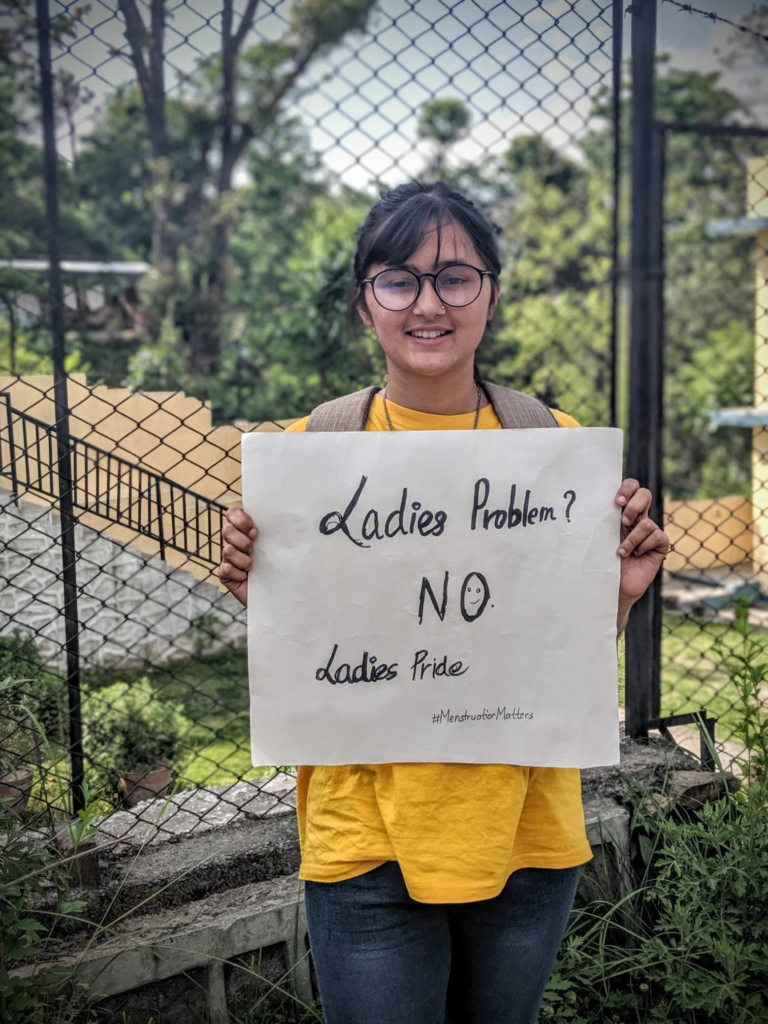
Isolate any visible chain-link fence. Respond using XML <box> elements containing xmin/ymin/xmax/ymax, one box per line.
<box><xmin>660</xmin><ymin>127</ymin><xmax>768</xmax><ymax>755</ymax></box>
<box><xmin>624</xmin><ymin>2</ymin><xmax>768</xmax><ymax>759</ymax></box>
<box><xmin>0</xmin><ymin>0</ymin><xmax>621</xmax><ymax>839</ymax></box>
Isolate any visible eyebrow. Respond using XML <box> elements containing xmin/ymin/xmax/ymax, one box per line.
<box><xmin>393</xmin><ymin>260</ymin><xmax>471</xmax><ymax>273</ymax></box>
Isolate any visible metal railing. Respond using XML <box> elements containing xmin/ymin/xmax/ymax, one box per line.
<box><xmin>1</xmin><ymin>392</ymin><xmax>228</xmax><ymax>566</ymax></box>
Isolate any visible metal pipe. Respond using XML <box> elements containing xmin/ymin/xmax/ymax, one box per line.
<box><xmin>36</xmin><ymin>0</ymin><xmax>85</xmax><ymax>814</ymax></box>
<box><xmin>625</xmin><ymin>0</ymin><xmax>660</xmax><ymax>739</ymax></box>
<box><xmin>610</xmin><ymin>0</ymin><xmax>624</xmax><ymax>429</ymax></box>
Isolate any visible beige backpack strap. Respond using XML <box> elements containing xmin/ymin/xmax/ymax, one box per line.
<box><xmin>305</xmin><ymin>386</ymin><xmax>380</xmax><ymax>432</ymax></box>
<box><xmin>482</xmin><ymin>381</ymin><xmax>558</xmax><ymax>428</ymax></box>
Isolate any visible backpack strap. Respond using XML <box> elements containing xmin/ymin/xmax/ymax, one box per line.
<box><xmin>305</xmin><ymin>385</ymin><xmax>380</xmax><ymax>431</ymax></box>
<box><xmin>481</xmin><ymin>381</ymin><xmax>559</xmax><ymax>428</ymax></box>
<box><xmin>304</xmin><ymin>382</ymin><xmax>558</xmax><ymax>431</ymax></box>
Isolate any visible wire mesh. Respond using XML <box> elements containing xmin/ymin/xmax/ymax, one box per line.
<box><xmin>637</xmin><ymin>1</ymin><xmax>768</xmax><ymax>761</ymax></box>
<box><xmin>660</xmin><ymin>131</ymin><xmax>768</xmax><ymax>760</ymax></box>
<box><xmin>0</xmin><ymin>0</ymin><xmax>618</xmax><ymax>844</ymax></box>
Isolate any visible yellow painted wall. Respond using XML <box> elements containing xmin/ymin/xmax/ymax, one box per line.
<box><xmin>664</xmin><ymin>495</ymin><xmax>753</xmax><ymax>573</ymax></box>
<box><xmin>0</xmin><ymin>375</ymin><xmax>295</xmax><ymax>585</ymax></box>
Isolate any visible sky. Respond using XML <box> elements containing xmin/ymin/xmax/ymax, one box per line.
<box><xmin>35</xmin><ymin>0</ymin><xmax>768</xmax><ymax>189</ymax></box>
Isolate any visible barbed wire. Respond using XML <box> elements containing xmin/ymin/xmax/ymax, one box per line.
<box><xmin>660</xmin><ymin>0</ymin><xmax>768</xmax><ymax>44</ymax></box>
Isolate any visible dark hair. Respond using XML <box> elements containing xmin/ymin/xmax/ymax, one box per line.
<box><xmin>352</xmin><ymin>182</ymin><xmax>501</xmax><ymax>303</ymax></box>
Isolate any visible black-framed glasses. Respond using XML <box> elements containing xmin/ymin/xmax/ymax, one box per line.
<box><xmin>361</xmin><ymin>264</ymin><xmax>494</xmax><ymax>312</ymax></box>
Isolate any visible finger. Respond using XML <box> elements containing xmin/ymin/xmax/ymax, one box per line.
<box><xmin>219</xmin><ymin>561</ymin><xmax>247</xmax><ymax>584</ymax></box>
<box><xmin>620</xmin><ymin>487</ymin><xmax>652</xmax><ymax>528</ymax></box>
<box><xmin>222</xmin><ymin>544</ymin><xmax>252</xmax><ymax>571</ymax></box>
<box><xmin>618</xmin><ymin>517</ymin><xmax>657</xmax><ymax>557</ymax></box>
<box><xmin>634</xmin><ymin>526</ymin><xmax>670</xmax><ymax>558</ymax></box>
<box><xmin>222</xmin><ymin>521</ymin><xmax>254</xmax><ymax>553</ymax></box>
<box><xmin>615</xmin><ymin>478</ymin><xmax>639</xmax><ymax>508</ymax></box>
<box><xmin>227</xmin><ymin>507</ymin><xmax>258</xmax><ymax>539</ymax></box>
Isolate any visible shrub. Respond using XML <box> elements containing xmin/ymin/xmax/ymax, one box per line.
<box><xmin>83</xmin><ymin>677</ymin><xmax>193</xmax><ymax>790</ymax></box>
<box><xmin>0</xmin><ymin>631</ymin><xmax>67</xmax><ymax>749</ymax></box>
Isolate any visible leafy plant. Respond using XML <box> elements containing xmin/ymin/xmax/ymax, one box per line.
<box><xmin>0</xmin><ymin>631</ymin><xmax>68</xmax><ymax>749</ymax></box>
<box><xmin>715</xmin><ymin>598</ymin><xmax>768</xmax><ymax>782</ymax></box>
<box><xmin>0</xmin><ymin>799</ymin><xmax>86</xmax><ymax>1023</ymax></box>
<box><xmin>82</xmin><ymin>678</ymin><xmax>193</xmax><ymax>789</ymax></box>
<box><xmin>540</xmin><ymin>603</ymin><xmax>768</xmax><ymax>1023</ymax></box>
<box><xmin>0</xmin><ymin>676</ymin><xmax>50</xmax><ymax>778</ymax></box>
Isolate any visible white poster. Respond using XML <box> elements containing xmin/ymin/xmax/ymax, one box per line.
<box><xmin>243</xmin><ymin>428</ymin><xmax>623</xmax><ymax>768</ymax></box>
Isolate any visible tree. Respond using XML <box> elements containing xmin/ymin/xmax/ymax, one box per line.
<box><xmin>114</xmin><ymin>0</ymin><xmax>376</xmax><ymax>378</ymax></box>
<box><xmin>417</xmin><ymin>98</ymin><xmax>471</xmax><ymax>179</ymax></box>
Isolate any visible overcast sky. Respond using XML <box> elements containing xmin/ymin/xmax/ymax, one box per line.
<box><xmin>42</xmin><ymin>0</ymin><xmax>767</xmax><ymax>189</ymax></box>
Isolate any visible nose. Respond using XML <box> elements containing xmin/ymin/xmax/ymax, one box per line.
<box><xmin>412</xmin><ymin>276</ymin><xmax>444</xmax><ymax>318</ymax></box>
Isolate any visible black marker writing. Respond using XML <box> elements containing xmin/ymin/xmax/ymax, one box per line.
<box><xmin>316</xmin><ymin>643</ymin><xmax>398</xmax><ymax>684</ymax></box>
<box><xmin>418</xmin><ymin>571</ymin><xmax>449</xmax><ymax>625</ymax></box>
<box><xmin>460</xmin><ymin>572</ymin><xmax>490</xmax><ymax>621</ymax></box>
<box><xmin>471</xmin><ymin>478</ymin><xmax>557</xmax><ymax>530</ymax></box>
<box><xmin>319</xmin><ymin>475</ymin><xmax>370</xmax><ymax>548</ymax></box>
<box><xmin>319</xmin><ymin>476</ymin><xmax>448</xmax><ymax>548</ymax></box>
<box><xmin>418</xmin><ymin>570</ymin><xmax>493</xmax><ymax>624</ymax></box>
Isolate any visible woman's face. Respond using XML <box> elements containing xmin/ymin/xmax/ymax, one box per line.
<box><xmin>358</xmin><ymin>221</ymin><xmax>498</xmax><ymax>381</ymax></box>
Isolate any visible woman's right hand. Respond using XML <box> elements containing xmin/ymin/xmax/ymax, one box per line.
<box><xmin>219</xmin><ymin>508</ymin><xmax>257</xmax><ymax>607</ymax></box>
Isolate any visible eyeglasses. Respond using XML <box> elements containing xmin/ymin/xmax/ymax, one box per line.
<box><xmin>361</xmin><ymin>264</ymin><xmax>494</xmax><ymax>312</ymax></box>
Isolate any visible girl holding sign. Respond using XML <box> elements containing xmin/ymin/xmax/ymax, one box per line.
<box><xmin>220</xmin><ymin>182</ymin><xmax>669</xmax><ymax>1024</ymax></box>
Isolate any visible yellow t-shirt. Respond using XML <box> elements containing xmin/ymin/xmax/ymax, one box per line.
<box><xmin>286</xmin><ymin>392</ymin><xmax>593</xmax><ymax>903</ymax></box>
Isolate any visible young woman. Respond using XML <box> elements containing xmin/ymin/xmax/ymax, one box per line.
<box><xmin>219</xmin><ymin>182</ymin><xmax>669</xmax><ymax>1024</ymax></box>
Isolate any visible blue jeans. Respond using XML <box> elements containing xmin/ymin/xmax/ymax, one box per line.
<box><xmin>304</xmin><ymin>862</ymin><xmax>580</xmax><ymax>1024</ymax></box>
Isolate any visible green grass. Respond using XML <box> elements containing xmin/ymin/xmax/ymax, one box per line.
<box><xmin>661</xmin><ymin>610</ymin><xmax>766</xmax><ymax>739</ymax></box>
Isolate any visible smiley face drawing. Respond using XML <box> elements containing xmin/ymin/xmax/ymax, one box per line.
<box><xmin>460</xmin><ymin>572</ymin><xmax>491</xmax><ymax>622</ymax></box>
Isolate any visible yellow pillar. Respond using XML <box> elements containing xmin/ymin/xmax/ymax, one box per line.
<box><xmin>750</xmin><ymin>156</ymin><xmax>768</xmax><ymax>586</ymax></box>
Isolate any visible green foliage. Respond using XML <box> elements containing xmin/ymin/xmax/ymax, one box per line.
<box><xmin>0</xmin><ymin>631</ymin><xmax>68</xmax><ymax>753</ymax></box>
<box><xmin>541</xmin><ymin>606</ymin><xmax>768</xmax><ymax>1023</ymax></box>
<box><xmin>716</xmin><ymin>600</ymin><xmax>768</xmax><ymax>782</ymax></box>
<box><xmin>0</xmin><ymin>798</ymin><xmax>83</xmax><ymax>1024</ymax></box>
<box><xmin>82</xmin><ymin>677</ymin><xmax>193</xmax><ymax>786</ymax></box>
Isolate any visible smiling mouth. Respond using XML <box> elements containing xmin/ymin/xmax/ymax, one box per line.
<box><xmin>407</xmin><ymin>329</ymin><xmax>453</xmax><ymax>340</ymax></box>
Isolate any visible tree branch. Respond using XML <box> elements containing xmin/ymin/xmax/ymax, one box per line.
<box><xmin>117</xmin><ymin>0</ymin><xmax>151</xmax><ymax>103</ymax></box>
<box><xmin>228</xmin><ymin>44</ymin><xmax>317</xmax><ymax>171</ymax></box>
<box><xmin>232</xmin><ymin>0</ymin><xmax>260</xmax><ymax>56</ymax></box>
<box><xmin>117</xmin><ymin>0</ymin><xmax>167</xmax><ymax>157</ymax></box>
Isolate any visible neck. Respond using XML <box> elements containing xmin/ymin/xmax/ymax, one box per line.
<box><xmin>384</xmin><ymin>363</ymin><xmax>485</xmax><ymax>416</ymax></box>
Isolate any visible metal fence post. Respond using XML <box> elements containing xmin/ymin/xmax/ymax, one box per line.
<box><xmin>36</xmin><ymin>0</ymin><xmax>85</xmax><ymax>814</ymax></box>
<box><xmin>609</xmin><ymin>0</ymin><xmax>624</xmax><ymax>430</ymax></box>
<box><xmin>626</xmin><ymin>0</ymin><xmax>662</xmax><ymax>738</ymax></box>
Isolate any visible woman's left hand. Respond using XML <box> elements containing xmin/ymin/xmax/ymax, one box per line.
<box><xmin>615</xmin><ymin>478</ymin><xmax>670</xmax><ymax>606</ymax></box>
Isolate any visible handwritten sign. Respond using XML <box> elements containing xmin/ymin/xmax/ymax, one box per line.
<box><xmin>242</xmin><ymin>428</ymin><xmax>623</xmax><ymax>768</ymax></box>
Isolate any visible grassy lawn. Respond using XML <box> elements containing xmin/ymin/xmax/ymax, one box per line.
<box><xmin>661</xmin><ymin>610</ymin><xmax>764</xmax><ymax>739</ymax></box>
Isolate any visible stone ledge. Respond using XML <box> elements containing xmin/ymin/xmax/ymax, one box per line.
<box><xmin>17</xmin><ymin>873</ymin><xmax>312</xmax><ymax>1024</ymax></box>
<box><xmin>94</xmin><ymin>776</ymin><xmax>297</xmax><ymax>853</ymax></box>
<box><xmin>53</xmin><ymin>814</ymin><xmax>301</xmax><ymax>933</ymax></box>
<box><xmin>581</xmin><ymin>727</ymin><xmax>702</xmax><ymax>802</ymax></box>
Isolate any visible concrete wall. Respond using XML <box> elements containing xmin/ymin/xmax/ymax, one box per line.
<box><xmin>0</xmin><ymin>489</ymin><xmax>246</xmax><ymax>671</ymax></box>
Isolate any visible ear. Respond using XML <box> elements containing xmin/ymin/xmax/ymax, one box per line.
<box><xmin>357</xmin><ymin>301</ymin><xmax>373</xmax><ymax>329</ymax></box>
<box><xmin>487</xmin><ymin>279</ymin><xmax>500</xmax><ymax>322</ymax></box>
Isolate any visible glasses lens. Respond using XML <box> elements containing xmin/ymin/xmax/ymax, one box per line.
<box><xmin>436</xmin><ymin>265</ymin><xmax>482</xmax><ymax>307</ymax></box>
<box><xmin>373</xmin><ymin>270</ymin><xmax>419</xmax><ymax>310</ymax></box>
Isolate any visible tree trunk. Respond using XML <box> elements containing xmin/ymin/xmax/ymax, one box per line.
<box><xmin>118</xmin><ymin>0</ymin><xmax>168</xmax><ymax>267</ymax></box>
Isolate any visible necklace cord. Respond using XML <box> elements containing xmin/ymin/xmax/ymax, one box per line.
<box><xmin>381</xmin><ymin>384</ymin><xmax>483</xmax><ymax>430</ymax></box>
